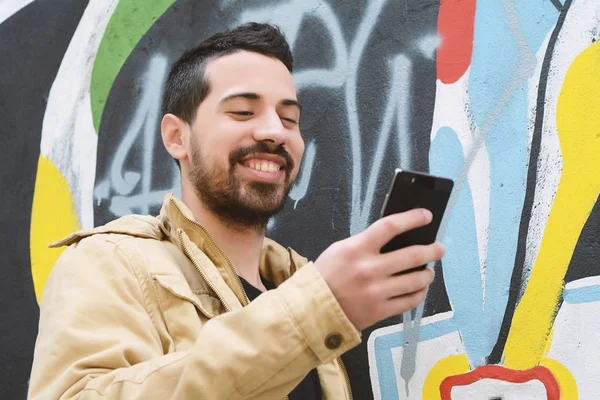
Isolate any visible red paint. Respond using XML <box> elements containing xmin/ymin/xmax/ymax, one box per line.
<box><xmin>436</xmin><ymin>0</ymin><xmax>477</xmax><ymax>83</ymax></box>
<box><xmin>440</xmin><ymin>365</ymin><xmax>560</xmax><ymax>399</ymax></box>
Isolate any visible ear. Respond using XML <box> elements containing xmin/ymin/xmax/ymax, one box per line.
<box><xmin>161</xmin><ymin>113</ymin><xmax>188</xmax><ymax>162</ymax></box>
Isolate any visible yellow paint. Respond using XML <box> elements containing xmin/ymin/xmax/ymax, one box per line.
<box><xmin>30</xmin><ymin>155</ymin><xmax>80</xmax><ymax>303</ymax></box>
<box><xmin>422</xmin><ymin>354</ymin><xmax>470</xmax><ymax>400</ymax></box>
<box><xmin>504</xmin><ymin>41</ymin><xmax>600</xmax><ymax>369</ymax></box>
<box><xmin>541</xmin><ymin>357</ymin><xmax>578</xmax><ymax>400</ymax></box>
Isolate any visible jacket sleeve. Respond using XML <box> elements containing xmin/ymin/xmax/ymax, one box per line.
<box><xmin>28</xmin><ymin>236</ymin><xmax>361</xmax><ymax>400</ymax></box>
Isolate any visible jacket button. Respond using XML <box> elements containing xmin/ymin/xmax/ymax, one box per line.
<box><xmin>325</xmin><ymin>333</ymin><xmax>343</xmax><ymax>349</ymax></box>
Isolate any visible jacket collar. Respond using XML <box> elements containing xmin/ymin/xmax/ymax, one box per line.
<box><xmin>51</xmin><ymin>193</ymin><xmax>309</xmax><ymax>308</ymax></box>
<box><xmin>157</xmin><ymin>194</ymin><xmax>309</xmax><ymax>300</ymax></box>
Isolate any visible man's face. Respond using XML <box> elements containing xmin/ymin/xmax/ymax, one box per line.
<box><xmin>186</xmin><ymin>50</ymin><xmax>304</xmax><ymax>230</ymax></box>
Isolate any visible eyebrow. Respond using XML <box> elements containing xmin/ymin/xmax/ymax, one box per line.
<box><xmin>219</xmin><ymin>92</ymin><xmax>302</xmax><ymax>112</ymax></box>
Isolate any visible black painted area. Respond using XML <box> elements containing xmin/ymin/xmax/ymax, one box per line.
<box><xmin>424</xmin><ymin>260</ymin><xmax>452</xmax><ymax>316</ymax></box>
<box><xmin>564</xmin><ymin>195</ymin><xmax>600</xmax><ymax>284</ymax></box>
<box><xmin>94</xmin><ymin>0</ymin><xmax>227</xmax><ymax>223</ymax></box>
<box><xmin>549</xmin><ymin>0</ymin><xmax>566</xmax><ymax>12</ymax></box>
<box><xmin>93</xmin><ymin>1</ymin><xmax>439</xmax><ymax>398</ymax></box>
<box><xmin>0</xmin><ymin>1</ymin><xmax>89</xmax><ymax>398</ymax></box>
<box><xmin>487</xmin><ymin>0</ymin><xmax>573</xmax><ymax>365</ymax></box>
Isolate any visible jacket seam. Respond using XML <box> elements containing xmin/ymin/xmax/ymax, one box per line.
<box><xmin>322</xmin><ymin>277</ymin><xmax>353</xmax><ymax>334</ymax></box>
<box><xmin>113</xmin><ymin>240</ymin><xmax>163</xmax><ymax>338</ymax></box>
<box><xmin>151</xmin><ymin>274</ymin><xmax>220</xmax><ymax>319</ymax></box>
<box><xmin>77</xmin><ymin>352</ymin><xmax>192</xmax><ymax>396</ymax></box>
<box><xmin>313</xmin><ymin>267</ymin><xmax>360</xmax><ymax>350</ymax></box>
<box><xmin>152</xmin><ymin>278</ymin><xmax>178</xmax><ymax>348</ymax></box>
<box><xmin>154</xmin><ymin>282</ymin><xmax>216</xmax><ymax>319</ymax></box>
<box><xmin>192</xmin><ymin>290</ymin><xmax>219</xmax><ymax>298</ymax></box>
<box><xmin>274</xmin><ymin>290</ymin><xmax>310</xmax><ymax>350</ymax></box>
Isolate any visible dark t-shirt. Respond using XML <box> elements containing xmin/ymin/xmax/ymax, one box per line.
<box><xmin>238</xmin><ymin>275</ymin><xmax>322</xmax><ymax>400</ymax></box>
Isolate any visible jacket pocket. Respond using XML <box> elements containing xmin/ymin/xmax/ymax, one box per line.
<box><xmin>153</xmin><ymin>274</ymin><xmax>225</xmax><ymax>351</ymax></box>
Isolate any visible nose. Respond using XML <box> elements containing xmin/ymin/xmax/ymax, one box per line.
<box><xmin>252</xmin><ymin>110</ymin><xmax>287</xmax><ymax>147</ymax></box>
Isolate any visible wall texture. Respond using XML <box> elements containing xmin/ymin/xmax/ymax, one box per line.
<box><xmin>1</xmin><ymin>0</ymin><xmax>599</xmax><ymax>398</ymax></box>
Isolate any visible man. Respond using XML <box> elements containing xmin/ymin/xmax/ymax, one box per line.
<box><xmin>29</xmin><ymin>23</ymin><xmax>443</xmax><ymax>399</ymax></box>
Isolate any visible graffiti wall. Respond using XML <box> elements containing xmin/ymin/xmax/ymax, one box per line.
<box><xmin>0</xmin><ymin>0</ymin><xmax>598</xmax><ymax>398</ymax></box>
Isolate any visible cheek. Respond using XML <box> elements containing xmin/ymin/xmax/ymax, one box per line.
<box><xmin>288</xmin><ymin>133</ymin><xmax>305</xmax><ymax>164</ymax></box>
<box><xmin>196</xmin><ymin>135</ymin><xmax>231</xmax><ymax>165</ymax></box>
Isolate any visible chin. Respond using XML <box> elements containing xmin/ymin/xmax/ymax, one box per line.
<box><xmin>244</xmin><ymin>201</ymin><xmax>286</xmax><ymax>215</ymax></box>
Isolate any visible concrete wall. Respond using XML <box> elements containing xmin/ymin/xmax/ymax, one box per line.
<box><xmin>1</xmin><ymin>0</ymin><xmax>598</xmax><ymax>398</ymax></box>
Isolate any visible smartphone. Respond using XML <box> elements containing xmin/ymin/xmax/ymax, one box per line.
<box><xmin>379</xmin><ymin>169</ymin><xmax>454</xmax><ymax>261</ymax></box>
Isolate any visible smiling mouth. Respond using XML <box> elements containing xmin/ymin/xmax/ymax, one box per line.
<box><xmin>243</xmin><ymin>160</ymin><xmax>283</xmax><ymax>173</ymax></box>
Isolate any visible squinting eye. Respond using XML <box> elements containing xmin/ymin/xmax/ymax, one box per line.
<box><xmin>230</xmin><ymin>111</ymin><xmax>253</xmax><ymax>116</ymax></box>
<box><xmin>281</xmin><ymin>117</ymin><xmax>298</xmax><ymax>124</ymax></box>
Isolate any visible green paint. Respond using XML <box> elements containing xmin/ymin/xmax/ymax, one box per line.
<box><xmin>91</xmin><ymin>0</ymin><xmax>176</xmax><ymax>132</ymax></box>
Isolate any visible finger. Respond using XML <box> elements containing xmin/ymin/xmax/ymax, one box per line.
<box><xmin>378</xmin><ymin>268</ymin><xmax>435</xmax><ymax>299</ymax></box>
<box><xmin>382</xmin><ymin>287</ymin><xmax>429</xmax><ymax>318</ymax></box>
<box><xmin>361</xmin><ymin>208</ymin><xmax>433</xmax><ymax>251</ymax></box>
<box><xmin>376</xmin><ymin>242</ymin><xmax>445</xmax><ymax>275</ymax></box>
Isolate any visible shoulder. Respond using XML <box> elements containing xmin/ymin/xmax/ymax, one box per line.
<box><xmin>47</xmin><ymin>214</ymin><xmax>182</xmax><ymax>287</ymax></box>
<box><xmin>49</xmin><ymin>214</ymin><xmax>164</xmax><ymax>248</ymax></box>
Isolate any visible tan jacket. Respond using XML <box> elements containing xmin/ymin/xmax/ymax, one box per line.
<box><xmin>28</xmin><ymin>194</ymin><xmax>361</xmax><ymax>399</ymax></box>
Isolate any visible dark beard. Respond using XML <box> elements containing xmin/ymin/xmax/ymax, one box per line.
<box><xmin>189</xmin><ymin>141</ymin><xmax>296</xmax><ymax>231</ymax></box>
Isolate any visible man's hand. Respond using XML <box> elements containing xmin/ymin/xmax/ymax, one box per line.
<box><xmin>314</xmin><ymin>209</ymin><xmax>444</xmax><ymax>331</ymax></box>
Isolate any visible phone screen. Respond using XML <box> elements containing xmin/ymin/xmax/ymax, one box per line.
<box><xmin>380</xmin><ymin>169</ymin><xmax>453</xmax><ymax>254</ymax></box>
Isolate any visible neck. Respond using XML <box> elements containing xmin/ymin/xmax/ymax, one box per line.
<box><xmin>181</xmin><ymin>185</ymin><xmax>265</xmax><ymax>288</ymax></box>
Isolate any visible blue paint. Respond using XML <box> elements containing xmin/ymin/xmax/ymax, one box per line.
<box><xmin>563</xmin><ymin>285</ymin><xmax>600</xmax><ymax>304</ymax></box>
<box><xmin>430</xmin><ymin>127</ymin><xmax>487</xmax><ymax>366</ymax></box>
<box><xmin>469</xmin><ymin>0</ymin><xmax>518</xmax><ymax>123</ymax></box>
<box><xmin>372</xmin><ymin>126</ymin><xmax>485</xmax><ymax>398</ymax></box>
<box><xmin>467</xmin><ymin>0</ymin><xmax>560</xmax><ymax>365</ymax></box>
<box><xmin>468</xmin><ymin>0</ymin><xmax>559</xmax><ymax>122</ymax></box>
<box><xmin>371</xmin><ymin>3</ymin><xmax>564</xmax><ymax>394</ymax></box>
<box><xmin>374</xmin><ymin>317</ymin><xmax>458</xmax><ymax>399</ymax></box>
<box><xmin>513</xmin><ymin>1</ymin><xmax>561</xmax><ymax>52</ymax></box>
<box><xmin>370</xmin><ymin>2</ymin><xmax>564</xmax><ymax>396</ymax></box>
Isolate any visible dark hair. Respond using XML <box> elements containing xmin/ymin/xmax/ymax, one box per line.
<box><xmin>162</xmin><ymin>22</ymin><xmax>294</xmax><ymax>125</ymax></box>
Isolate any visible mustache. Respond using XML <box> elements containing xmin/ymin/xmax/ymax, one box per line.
<box><xmin>229</xmin><ymin>142</ymin><xmax>294</xmax><ymax>171</ymax></box>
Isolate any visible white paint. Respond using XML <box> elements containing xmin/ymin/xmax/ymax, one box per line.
<box><xmin>239</xmin><ymin>0</ymin><xmax>349</xmax><ymax>89</ymax></box>
<box><xmin>430</xmin><ymin>70</ymin><xmax>491</xmax><ymax>307</ymax></box>
<box><xmin>266</xmin><ymin>217</ymin><xmax>276</xmax><ymax>232</ymax></box>
<box><xmin>522</xmin><ymin>0</ymin><xmax>600</xmax><ymax>296</ymax></box>
<box><xmin>417</xmin><ymin>33</ymin><xmax>441</xmax><ymax>60</ymax></box>
<box><xmin>93</xmin><ymin>54</ymin><xmax>182</xmax><ymax>217</ymax></box>
<box><xmin>238</xmin><ymin>0</ymin><xmax>428</xmax><ymax>235</ymax></box>
<box><xmin>236</xmin><ymin>0</ymin><xmax>352</xmax><ymax>210</ymax></box>
<box><xmin>40</xmin><ymin>0</ymin><xmax>119</xmax><ymax>229</ymax></box>
<box><xmin>0</xmin><ymin>0</ymin><xmax>35</xmax><ymax>25</ymax></box>
<box><xmin>361</xmin><ymin>54</ymin><xmax>413</xmax><ymax>224</ymax></box>
<box><xmin>289</xmin><ymin>140</ymin><xmax>316</xmax><ymax>208</ymax></box>
<box><xmin>450</xmin><ymin>378</ymin><xmax>547</xmax><ymax>399</ymax></box>
<box><xmin>391</xmin><ymin>331</ymin><xmax>464</xmax><ymax>399</ymax></box>
<box><xmin>245</xmin><ymin>0</ymin><xmax>392</xmax><ymax>233</ymax></box>
<box><xmin>565</xmin><ymin>275</ymin><xmax>600</xmax><ymax>291</ymax></box>
<box><xmin>548</xmin><ymin>299</ymin><xmax>600</xmax><ymax>400</ymax></box>
<box><xmin>345</xmin><ymin>0</ymin><xmax>389</xmax><ymax>234</ymax></box>
<box><xmin>394</xmin><ymin>55</ymin><xmax>413</xmax><ymax>170</ymax></box>
<box><xmin>117</xmin><ymin>56</ymin><xmax>165</xmax><ymax>207</ymax></box>
<box><xmin>367</xmin><ymin>311</ymin><xmax>461</xmax><ymax>400</ymax></box>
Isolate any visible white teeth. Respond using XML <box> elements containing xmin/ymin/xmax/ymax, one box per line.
<box><xmin>246</xmin><ymin>160</ymin><xmax>280</xmax><ymax>172</ymax></box>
